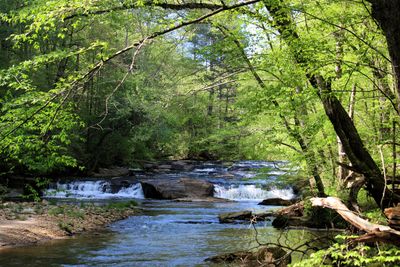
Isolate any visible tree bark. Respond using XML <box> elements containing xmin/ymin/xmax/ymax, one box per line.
<box><xmin>315</xmin><ymin>76</ymin><xmax>398</xmax><ymax>207</ymax></box>
<box><xmin>368</xmin><ymin>0</ymin><xmax>400</xmax><ymax>111</ymax></box>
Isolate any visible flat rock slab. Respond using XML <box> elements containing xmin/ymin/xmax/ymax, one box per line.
<box><xmin>218</xmin><ymin>211</ymin><xmax>253</xmax><ymax>223</ymax></box>
<box><xmin>258</xmin><ymin>198</ymin><xmax>297</xmax><ymax>206</ymax></box>
<box><xmin>140</xmin><ymin>178</ymin><xmax>214</xmax><ymax>199</ymax></box>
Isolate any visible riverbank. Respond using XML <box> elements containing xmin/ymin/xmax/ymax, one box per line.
<box><xmin>0</xmin><ymin>200</ymin><xmax>139</xmax><ymax>250</ymax></box>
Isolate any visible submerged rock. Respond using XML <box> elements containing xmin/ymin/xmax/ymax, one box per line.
<box><xmin>205</xmin><ymin>246</ymin><xmax>291</xmax><ymax>267</ymax></box>
<box><xmin>218</xmin><ymin>211</ymin><xmax>253</xmax><ymax>223</ymax></box>
<box><xmin>140</xmin><ymin>178</ymin><xmax>214</xmax><ymax>199</ymax></box>
<box><xmin>258</xmin><ymin>198</ymin><xmax>297</xmax><ymax>206</ymax></box>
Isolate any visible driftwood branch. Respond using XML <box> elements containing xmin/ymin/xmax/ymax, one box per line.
<box><xmin>311</xmin><ymin>197</ymin><xmax>400</xmax><ymax>246</ymax></box>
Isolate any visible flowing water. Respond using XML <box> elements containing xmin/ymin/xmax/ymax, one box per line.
<box><xmin>0</xmin><ymin>161</ymin><xmax>330</xmax><ymax>267</ymax></box>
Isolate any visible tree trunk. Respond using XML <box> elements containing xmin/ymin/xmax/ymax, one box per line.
<box><xmin>263</xmin><ymin>0</ymin><xmax>399</xmax><ymax>208</ymax></box>
<box><xmin>315</xmin><ymin>76</ymin><xmax>398</xmax><ymax>207</ymax></box>
<box><xmin>368</xmin><ymin>0</ymin><xmax>400</xmax><ymax>111</ymax></box>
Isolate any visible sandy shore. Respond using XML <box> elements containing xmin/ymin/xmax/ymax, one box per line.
<box><xmin>0</xmin><ymin>201</ymin><xmax>139</xmax><ymax>250</ymax></box>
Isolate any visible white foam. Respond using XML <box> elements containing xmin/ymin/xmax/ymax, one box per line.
<box><xmin>231</xmin><ymin>171</ymin><xmax>257</xmax><ymax>178</ymax></box>
<box><xmin>213</xmin><ymin>184</ymin><xmax>295</xmax><ymax>201</ymax></box>
<box><xmin>268</xmin><ymin>170</ymin><xmax>287</xmax><ymax>176</ymax></box>
<box><xmin>45</xmin><ymin>181</ymin><xmax>145</xmax><ymax>199</ymax></box>
<box><xmin>193</xmin><ymin>168</ymin><xmax>218</xmax><ymax>172</ymax></box>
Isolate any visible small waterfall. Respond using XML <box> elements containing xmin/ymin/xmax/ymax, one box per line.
<box><xmin>213</xmin><ymin>184</ymin><xmax>295</xmax><ymax>201</ymax></box>
<box><xmin>45</xmin><ymin>181</ymin><xmax>145</xmax><ymax>199</ymax></box>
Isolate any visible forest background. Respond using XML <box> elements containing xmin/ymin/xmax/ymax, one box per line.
<box><xmin>2</xmin><ymin>1</ymin><xmax>400</xmax><ymax>265</ymax></box>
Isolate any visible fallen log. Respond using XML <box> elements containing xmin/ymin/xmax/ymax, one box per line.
<box><xmin>310</xmin><ymin>197</ymin><xmax>400</xmax><ymax>246</ymax></box>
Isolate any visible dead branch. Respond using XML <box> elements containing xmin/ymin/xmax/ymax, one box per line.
<box><xmin>311</xmin><ymin>197</ymin><xmax>400</xmax><ymax>246</ymax></box>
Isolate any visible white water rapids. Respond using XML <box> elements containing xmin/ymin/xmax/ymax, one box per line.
<box><xmin>45</xmin><ymin>180</ymin><xmax>295</xmax><ymax>201</ymax></box>
<box><xmin>45</xmin><ymin>181</ymin><xmax>145</xmax><ymax>199</ymax></box>
<box><xmin>213</xmin><ymin>184</ymin><xmax>295</xmax><ymax>201</ymax></box>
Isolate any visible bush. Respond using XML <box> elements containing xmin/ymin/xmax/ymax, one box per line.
<box><xmin>291</xmin><ymin>238</ymin><xmax>400</xmax><ymax>267</ymax></box>
<box><xmin>22</xmin><ymin>178</ymin><xmax>50</xmax><ymax>202</ymax></box>
<box><xmin>0</xmin><ymin>185</ymin><xmax>8</xmax><ymax>201</ymax></box>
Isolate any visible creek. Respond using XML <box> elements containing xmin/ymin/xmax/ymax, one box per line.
<box><xmin>0</xmin><ymin>161</ymin><xmax>331</xmax><ymax>266</ymax></box>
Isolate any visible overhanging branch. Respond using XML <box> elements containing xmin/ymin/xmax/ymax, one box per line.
<box><xmin>82</xmin><ymin>0</ymin><xmax>261</xmax><ymax>80</ymax></box>
<box><xmin>64</xmin><ymin>1</ymin><xmax>240</xmax><ymax>21</ymax></box>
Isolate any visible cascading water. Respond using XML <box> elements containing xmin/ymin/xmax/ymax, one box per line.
<box><xmin>45</xmin><ymin>181</ymin><xmax>145</xmax><ymax>199</ymax></box>
<box><xmin>213</xmin><ymin>184</ymin><xmax>295</xmax><ymax>201</ymax></box>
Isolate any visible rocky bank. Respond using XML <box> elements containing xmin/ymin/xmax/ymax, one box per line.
<box><xmin>0</xmin><ymin>201</ymin><xmax>140</xmax><ymax>250</ymax></box>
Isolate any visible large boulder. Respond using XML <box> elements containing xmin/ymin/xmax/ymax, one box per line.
<box><xmin>258</xmin><ymin>198</ymin><xmax>297</xmax><ymax>206</ymax></box>
<box><xmin>140</xmin><ymin>178</ymin><xmax>214</xmax><ymax>199</ymax></box>
<box><xmin>205</xmin><ymin>246</ymin><xmax>291</xmax><ymax>267</ymax></box>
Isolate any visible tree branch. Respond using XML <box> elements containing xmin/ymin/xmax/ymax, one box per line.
<box><xmin>81</xmin><ymin>0</ymin><xmax>261</xmax><ymax>80</ymax></box>
<box><xmin>63</xmin><ymin>1</ymin><xmax>225</xmax><ymax>20</ymax></box>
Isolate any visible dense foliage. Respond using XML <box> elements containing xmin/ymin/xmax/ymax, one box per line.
<box><xmin>1</xmin><ymin>0</ymin><xmax>400</xmax><ymax>263</ymax></box>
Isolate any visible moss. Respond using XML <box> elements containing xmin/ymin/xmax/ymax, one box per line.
<box><xmin>58</xmin><ymin>220</ymin><xmax>74</xmax><ymax>234</ymax></box>
<box><xmin>48</xmin><ymin>206</ymin><xmax>65</xmax><ymax>216</ymax></box>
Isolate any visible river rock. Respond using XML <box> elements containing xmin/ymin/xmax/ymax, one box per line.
<box><xmin>272</xmin><ymin>215</ymin><xmax>316</xmax><ymax>229</ymax></box>
<box><xmin>109</xmin><ymin>178</ymin><xmax>134</xmax><ymax>193</ymax></box>
<box><xmin>253</xmin><ymin>212</ymin><xmax>276</xmax><ymax>221</ymax></box>
<box><xmin>171</xmin><ymin>160</ymin><xmax>195</xmax><ymax>171</ymax></box>
<box><xmin>258</xmin><ymin>198</ymin><xmax>297</xmax><ymax>206</ymax></box>
<box><xmin>205</xmin><ymin>246</ymin><xmax>291</xmax><ymax>267</ymax></box>
<box><xmin>227</xmin><ymin>166</ymin><xmax>252</xmax><ymax>172</ymax></box>
<box><xmin>276</xmin><ymin>201</ymin><xmax>304</xmax><ymax>217</ymax></box>
<box><xmin>218</xmin><ymin>211</ymin><xmax>252</xmax><ymax>223</ymax></box>
<box><xmin>140</xmin><ymin>178</ymin><xmax>214</xmax><ymax>199</ymax></box>
<box><xmin>93</xmin><ymin>167</ymin><xmax>130</xmax><ymax>177</ymax></box>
